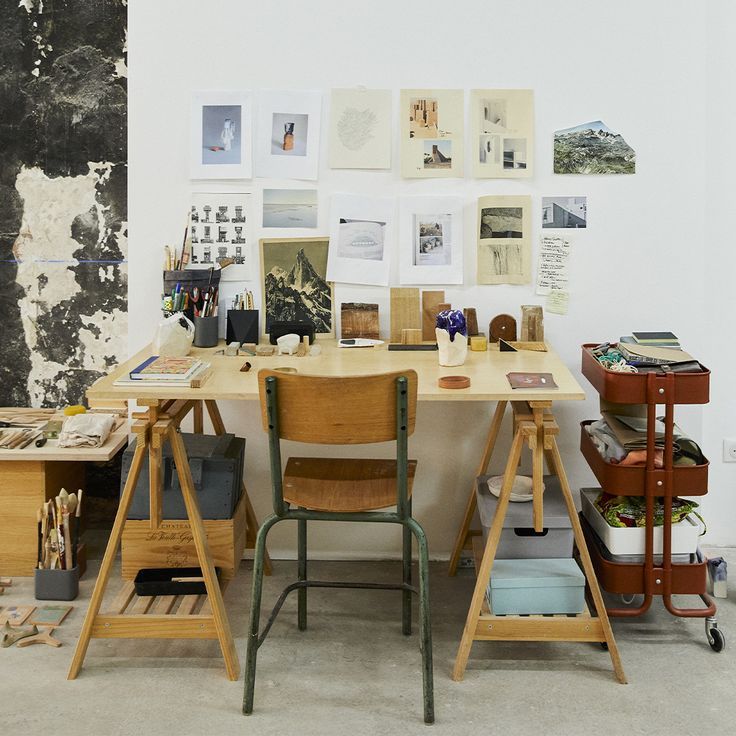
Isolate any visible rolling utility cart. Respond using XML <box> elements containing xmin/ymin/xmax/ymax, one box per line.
<box><xmin>579</xmin><ymin>344</ymin><xmax>723</xmax><ymax>652</ymax></box>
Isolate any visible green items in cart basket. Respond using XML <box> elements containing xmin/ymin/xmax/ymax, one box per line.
<box><xmin>594</xmin><ymin>491</ymin><xmax>704</xmax><ymax>531</ymax></box>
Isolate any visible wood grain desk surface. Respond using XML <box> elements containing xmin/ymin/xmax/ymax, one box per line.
<box><xmin>87</xmin><ymin>341</ymin><xmax>585</xmax><ymax>403</ymax></box>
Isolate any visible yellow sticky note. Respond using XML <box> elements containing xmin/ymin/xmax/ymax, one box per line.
<box><xmin>546</xmin><ymin>291</ymin><xmax>569</xmax><ymax>315</ymax></box>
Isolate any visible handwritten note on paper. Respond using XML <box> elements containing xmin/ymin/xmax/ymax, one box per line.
<box><xmin>546</xmin><ymin>290</ymin><xmax>569</xmax><ymax>315</ymax></box>
<box><xmin>536</xmin><ymin>235</ymin><xmax>571</xmax><ymax>295</ymax></box>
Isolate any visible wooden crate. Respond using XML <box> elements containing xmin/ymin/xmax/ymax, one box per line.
<box><xmin>0</xmin><ymin>461</ymin><xmax>85</xmax><ymax>576</ymax></box>
<box><xmin>121</xmin><ymin>490</ymin><xmax>247</xmax><ymax>584</ymax></box>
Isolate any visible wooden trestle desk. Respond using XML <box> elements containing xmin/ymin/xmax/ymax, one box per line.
<box><xmin>70</xmin><ymin>340</ymin><xmax>625</xmax><ymax>684</ymax></box>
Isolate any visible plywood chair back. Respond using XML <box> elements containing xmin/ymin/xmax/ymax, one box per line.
<box><xmin>258</xmin><ymin>369</ymin><xmax>418</xmax><ymax>445</ymax></box>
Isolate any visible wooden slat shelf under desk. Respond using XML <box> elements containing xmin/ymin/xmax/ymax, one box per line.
<box><xmin>94</xmin><ymin>580</ymin><xmax>225</xmax><ymax>639</ymax></box>
<box><xmin>470</xmin><ymin>535</ymin><xmax>604</xmax><ymax>642</ymax></box>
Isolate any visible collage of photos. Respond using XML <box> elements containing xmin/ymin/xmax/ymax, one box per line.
<box><xmin>400</xmin><ymin>89</ymin><xmax>464</xmax><ymax>178</ymax></box>
<box><xmin>414</xmin><ymin>215</ymin><xmax>451</xmax><ymax>266</ymax></box>
<box><xmin>477</xmin><ymin>195</ymin><xmax>531</xmax><ymax>285</ymax></box>
<box><xmin>189</xmin><ymin>192</ymin><xmax>251</xmax><ymax>280</ymax></box>
<box><xmin>471</xmin><ymin>89</ymin><xmax>534</xmax><ymax>178</ymax></box>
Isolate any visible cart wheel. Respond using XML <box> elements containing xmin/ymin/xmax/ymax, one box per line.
<box><xmin>707</xmin><ymin>627</ymin><xmax>725</xmax><ymax>653</ymax></box>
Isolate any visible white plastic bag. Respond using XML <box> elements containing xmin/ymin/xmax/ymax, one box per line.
<box><xmin>153</xmin><ymin>312</ymin><xmax>195</xmax><ymax>356</ymax></box>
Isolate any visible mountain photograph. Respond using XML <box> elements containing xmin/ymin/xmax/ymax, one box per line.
<box><xmin>262</xmin><ymin>239</ymin><xmax>333</xmax><ymax>335</ymax></box>
<box><xmin>554</xmin><ymin>120</ymin><xmax>636</xmax><ymax>174</ymax></box>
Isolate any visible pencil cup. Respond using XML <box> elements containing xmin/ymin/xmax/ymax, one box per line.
<box><xmin>35</xmin><ymin>566</ymin><xmax>79</xmax><ymax>601</ymax></box>
<box><xmin>194</xmin><ymin>316</ymin><xmax>219</xmax><ymax>348</ymax></box>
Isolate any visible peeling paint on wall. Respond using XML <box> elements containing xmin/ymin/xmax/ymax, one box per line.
<box><xmin>0</xmin><ymin>0</ymin><xmax>127</xmax><ymax>407</ymax></box>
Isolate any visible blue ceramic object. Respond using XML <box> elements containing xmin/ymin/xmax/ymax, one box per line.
<box><xmin>435</xmin><ymin>309</ymin><xmax>467</xmax><ymax>342</ymax></box>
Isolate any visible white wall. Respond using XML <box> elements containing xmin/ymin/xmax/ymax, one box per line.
<box><xmin>129</xmin><ymin>0</ymin><xmax>730</xmax><ymax>558</ymax></box>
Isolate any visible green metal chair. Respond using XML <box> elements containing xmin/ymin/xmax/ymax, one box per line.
<box><xmin>242</xmin><ymin>368</ymin><xmax>434</xmax><ymax>724</ymax></box>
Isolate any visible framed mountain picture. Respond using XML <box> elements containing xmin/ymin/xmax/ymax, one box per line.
<box><xmin>260</xmin><ymin>237</ymin><xmax>334</xmax><ymax>339</ymax></box>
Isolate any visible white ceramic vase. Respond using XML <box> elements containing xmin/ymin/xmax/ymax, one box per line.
<box><xmin>436</xmin><ymin>327</ymin><xmax>468</xmax><ymax>367</ymax></box>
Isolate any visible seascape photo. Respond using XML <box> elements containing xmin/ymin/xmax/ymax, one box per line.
<box><xmin>201</xmin><ymin>104</ymin><xmax>242</xmax><ymax>165</ymax></box>
<box><xmin>479</xmin><ymin>207</ymin><xmax>523</xmax><ymax>239</ymax></box>
<box><xmin>262</xmin><ymin>189</ymin><xmax>318</xmax><ymax>228</ymax></box>
<box><xmin>271</xmin><ymin>112</ymin><xmax>309</xmax><ymax>156</ymax></box>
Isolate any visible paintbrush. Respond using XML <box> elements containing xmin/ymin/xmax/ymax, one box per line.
<box><xmin>37</xmin><ymin>508</ymin><xmax>42</xmax><ymax>569</ymax></box>
<box><xmin>73</xmin><ymin>489</ymin><xmax>83</xmax><ymax>568</ymax></box>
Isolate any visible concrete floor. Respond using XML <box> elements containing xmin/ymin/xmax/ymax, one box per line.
<box><xmin>2</xmin><ymin>549</ymin><xmax>734</xmax><ymax>736</ymax></box>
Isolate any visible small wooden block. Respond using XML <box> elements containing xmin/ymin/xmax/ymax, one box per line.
<box><xmin>507</xmin><ymin>341</ymin><xmax>547</xmax><ymax>352</ymax></box>
<box><xmin>489</xmin><ymin>314</ymin><xmax>517</xmax><ymax>343</ymax></box>
<box><xmin>0</xmin><ymin>578</ymin><xmax>11</xmax><ymax>587</ymax></box>
<box><xmin>256</xmin><ymin>346</ymin><xmax>275</xmax><ymax>357</ymax></box>
<box><xmin>341</xmin><ymin>302</ymin><xmax>380</xmax><ymax>340</ymax></box>
<box><xmin>469</xmin><ymin>335</ymin><xmax>488</xmax><ymax>352</ymax></box>
<box><xmin>463</xmin><ymin>308</ymin><xmax>479</xmax><ymax>336</ymax></box>
<box><xmin>390</xmin><ymin>288</ymin><xmax>421</xmax><ymax>344</ymax></box>
<box><xmin>421</xmin><ymin>290</ymin><xmax>445</xmax><ymax>342</ymax></box>
<box><xmin>296</xmin><ymin>336</ymin><xmax>308</xmax><ymax>357</ymax></box>
<box><xmin>401</xmin><ymin>328</ymin><xmax>422</xmax><ymax>345</ymax></box>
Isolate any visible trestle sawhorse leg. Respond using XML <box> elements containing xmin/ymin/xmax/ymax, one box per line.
<box><xmin>450</xmin><ymin>401</ymin><xmax>627</xmax><ymax>684</ymax></box>
<box><xmin>68</xmin><ymin>397</ymin><xmax>269</xmax><ymax>679</ymax></box>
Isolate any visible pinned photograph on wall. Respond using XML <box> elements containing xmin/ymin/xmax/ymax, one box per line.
<box><xmin>327</xmin><ymin>193</ymin><xmax>393</xmax><ymax>286</ymax></box>
<box><xmin>400</xmin><ymin>89</ymin><xmax>463</xmax><ymax>178</ymax></box>
<box><xmin>262</xmin><ymin>189</ymin><xmax>318</xmax><ymax>228</ymax></box>
<box><xmin>189</xmin><ymin>192</ymin><xmax>252</xmax><ymax>281</ymax></box>
<box><xmin>255</xmin><ymin>90</ymin><xmax>322</xmax><ymax>180</ymax></box>
<box><xmin>477</xmin><ymin>195</ymin><xmax>531</xmax><ymax>285</ymax></box>
<box><xmin>471</xmin><ymin>89</ymin><xmax>534</xmax><ymax>178</ymax></box>
<box><xmin>400</xmin><ymin>196</ymin><xmax>463</xmax><ymax>284</ymax></box>
<box><xmin>260</xmin><ymin>237</ymin><xmax>333</xmax><ymax>338</ymax></box>
<box><xmin>329</xmin><ymin>88</ymin><xmax>392</xmax><ymax>169</ymax></box>
<box><xmin>542</xmin><ymin>197</ymin><xmax>587</xmax><ymax>228</ymax></box>
<box><xmin>423</xmin><ymin>140</ymin><xmax>452</xmax><ymax>170</ymax></box>
<box><xmin>191</xmin><ymin>91</ymin><xmax>252</xmax><ymax>179</ymax></box>
<box><xmin>554</xmin><ymin>120</ymin><xmax>635</xmax><ymax>174</ymax></box>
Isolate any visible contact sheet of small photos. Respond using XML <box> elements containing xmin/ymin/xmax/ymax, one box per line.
<box><xmin>189</xmin><ymin>192</ymin><xmax>252</xmax><ymax>281</ymax></box>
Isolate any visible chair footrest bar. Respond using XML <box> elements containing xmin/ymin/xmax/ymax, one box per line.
<box><xmin>257</xmin><ymin>579</ymin><xmax>419</xmax><ymax>647</ymax></box>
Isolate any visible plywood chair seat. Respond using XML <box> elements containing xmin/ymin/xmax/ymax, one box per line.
<box><xmin>283</xmin><ymin>457</ymin><xmax>417</xmax><ymax>512</ymax></box>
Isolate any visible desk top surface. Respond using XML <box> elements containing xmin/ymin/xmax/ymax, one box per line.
<box><xmin>87</xmin><ymin>341</ymin><xmax>585</xmax><ymax>403</ymax></box>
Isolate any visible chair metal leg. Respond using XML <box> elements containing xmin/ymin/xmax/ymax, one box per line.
<box><xmin>402</xmin><ymin>501</ymin><xmax>412</xmax><ymax>636</ymax></box>
<box><xmin>298</xmin><ymin>515</ymin><xmax>307</xmax><ymax>631</ymax></box>
<box><xmin>243</xmin><ymin>514</ymin><xmax>280</xmax><ymax>715</ymax></box>
<box><xmin>407</xmin><ymin>517</ymin><xmax>434</xmax><ymax>725</ymax></box>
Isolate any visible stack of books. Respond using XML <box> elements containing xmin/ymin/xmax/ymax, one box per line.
<box><xmin>114</xmin><ymin>356</ymin><xmax>211</xmax><ymax>387</ymax></box>
<box><xmin>617</xmin><ymin>332</ymin><xmax>699</xmax><ymax>370</ymax></box>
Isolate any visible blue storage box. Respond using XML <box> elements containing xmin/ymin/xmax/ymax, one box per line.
<box><xmin>487</xmin><ymin>558</ymin><xmax>585</xmax><ymax>615</ymax></box>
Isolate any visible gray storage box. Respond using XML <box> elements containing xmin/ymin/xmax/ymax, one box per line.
<box><xmin>121</xmin><ymin>433</ymin><xmax>245</xmax><ymax>520</ymax></box>
<box><xmin>476</xmin><ymin>475</ymin><xmax>574</xmax><ymax>559</ymax></box>
<box><xmin>487</xmin><ymin>558</ymin><xmax>585</xmax><ymax>615</ymax></box>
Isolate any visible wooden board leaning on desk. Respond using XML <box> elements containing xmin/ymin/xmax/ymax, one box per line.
<box><xmin>87</xmin><ymin>340</ymin><xmax>585</xmax><ymax>403</ymax></box>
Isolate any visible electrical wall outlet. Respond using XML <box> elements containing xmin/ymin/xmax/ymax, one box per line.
<box><xmin>723</xmin><ymin>438</ymin><xmax>736</xmax><ymax>462</ymax></box>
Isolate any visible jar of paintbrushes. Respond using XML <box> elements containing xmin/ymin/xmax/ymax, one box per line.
<box><xmin>34</xmin><ymin>489</ymin><xmax>83</xmax><ymax>601</ymax></box>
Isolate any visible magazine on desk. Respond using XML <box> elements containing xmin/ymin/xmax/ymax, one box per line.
<box><xmin>506</xmin><ymin>372</ymin><xmax>558</xmax><ymax>390</ymax></box>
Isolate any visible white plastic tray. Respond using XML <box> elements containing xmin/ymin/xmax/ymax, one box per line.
<box><xmin>580</xmin><ymin>489</ymin><xmax>703</xmax><ymax>557</ymax></box>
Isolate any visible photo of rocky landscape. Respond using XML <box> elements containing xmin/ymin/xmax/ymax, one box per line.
<box><xmin>554</xmin><ymin>120</ymin><xmax>635</xmax><ymax>174</ymax></box>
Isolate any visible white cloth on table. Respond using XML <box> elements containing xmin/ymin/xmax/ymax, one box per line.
<box><xmin>58</xmin><ymin>413</ymin><xmax>115</xmax><ymax>448</ymax></box>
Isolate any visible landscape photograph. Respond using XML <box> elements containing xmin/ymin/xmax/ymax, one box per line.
<box><xmin>554</xmin><ymin>120</ymin><xmax>635</xmax><ymax>174</ymax></box>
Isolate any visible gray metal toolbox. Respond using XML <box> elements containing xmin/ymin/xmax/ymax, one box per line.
<box><xmin>476</xmin><ymin>474</ymin><xmax>574</xmax><ymax>559</ymax></box>
<box><xmin>121</xmin><ymin>433</ymin><xmax>245</xmax><ymax>520</ymax></box>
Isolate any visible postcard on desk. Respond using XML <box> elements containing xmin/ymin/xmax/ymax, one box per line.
<box><xmin>29</xmin><ymin>604</ymin><xmax>72</xmax><ymax>626</ymax></box>
<box><xmin>0</xmin><ymin>605</ymin><xmax>35</xmax><ymax>626</ymax></box>
<box><xmin>506</xmin><ymin>372</ymin><xmax>558</xmax><ymax>390</ymax></box>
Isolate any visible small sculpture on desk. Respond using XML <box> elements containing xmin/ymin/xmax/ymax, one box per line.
<box><xmin>435</xmin><ymin>309</ymin><xmax>467</xmax><ymax>367</ymax></box>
